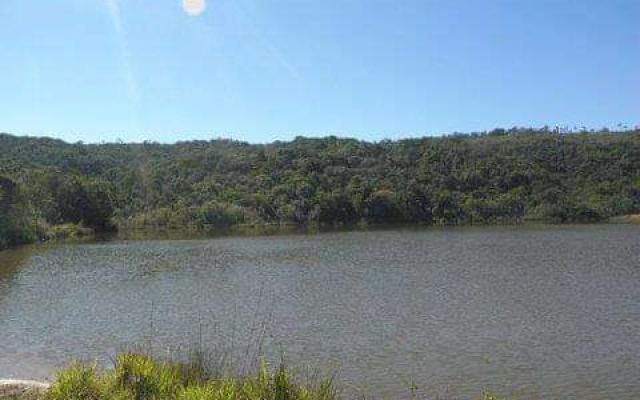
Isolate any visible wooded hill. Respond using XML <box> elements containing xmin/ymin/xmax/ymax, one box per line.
<box><xmin>1</xmin><ymin>128</ymin><xmax>639</xmax><ymax>248</ymax></box>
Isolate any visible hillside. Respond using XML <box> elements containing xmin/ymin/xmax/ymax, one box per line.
<box><xmin>1</xmin><ymin>128</ymin><xmax>639</xmax><ymax>248</ymax></box>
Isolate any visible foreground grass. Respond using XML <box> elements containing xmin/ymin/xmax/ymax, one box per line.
<box><xmin>15</xmin><ymin>352</ymin><xmax>338</xmax><ymax>400</ymax></box>
<box><xmin>1</xmin><ymin>352</ymin><xmax>501</xmax><ymax>400</ymax></box>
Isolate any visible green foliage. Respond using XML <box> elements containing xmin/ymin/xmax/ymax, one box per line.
<box><xmin>47</xmin><ymin>363</ymin><xmax>102</xmax><ymax>400</ymax></box>
<box><xmin>363</xmin><ymin>189</ymin><xmax>403</xmax><ymax>223</ymax></box>
<box><xmin>41</xmin><ymin>353</ymin><xmax>340</xmax><ymax>400</ymax></box>
<box><xmin>1</xmin><ymin>128</ymin><xmax>639</xmax><ymax>249</ymax></box>
<box><xmin>25</xmin><ymin>172</ymin><xmax>116</xmax><ymax>231</ymax></box>
<box><xmin>0</xmin><ymin>176</ymin><xmax>37</xmax><ymax>249</ymax></box>
<box><xmin>108</xmin><ymin>353</ymin><xmax>183</xmax><ymax>400</ymax></box>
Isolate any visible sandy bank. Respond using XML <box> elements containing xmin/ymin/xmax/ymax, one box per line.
<box><xmin>0</xmin><ymin>380</ymin><xmax>50</xmax><ymax>397</ymax></box>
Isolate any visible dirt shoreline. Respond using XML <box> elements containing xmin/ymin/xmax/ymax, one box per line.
<box><xmin>0</xmin><ymin>380</ymin><xmax>50</xmax><ymax>397</ymax></box>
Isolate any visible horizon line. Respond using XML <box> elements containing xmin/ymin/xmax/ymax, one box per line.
<box><xmin>2</xmin><ymin>124</ymin><xmax>639</xmax><ymax>146</ymax></box>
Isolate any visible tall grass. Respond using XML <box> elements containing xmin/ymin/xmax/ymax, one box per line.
<box><xmin>40</xmin><ymin>352</ymin><xmax>339</xmax><ymax>400</ymax></box>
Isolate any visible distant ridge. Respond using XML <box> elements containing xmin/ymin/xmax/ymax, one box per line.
<box><xmin>1</xmin><ymin>128</ymin><xmax>639</xmax><ymax>249</ymax></box>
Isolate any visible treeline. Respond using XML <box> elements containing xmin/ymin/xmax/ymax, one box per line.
<box><xmin>1</xmin><ymin>128</ymin><xmax>639</xmax><ymax>248</ymax></box>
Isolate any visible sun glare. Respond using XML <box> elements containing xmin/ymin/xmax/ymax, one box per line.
<box><xmin>183</xmin><ymin>0</ymin><xmax>206</xmax><ymax>16</ymax></box>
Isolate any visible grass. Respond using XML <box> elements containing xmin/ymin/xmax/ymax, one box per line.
<box><xmin>1</xmin><ymin>351</ymin><xmax>504</xmax><ymax>400</ymax></box>
<box><xmin>21</xmin><ymin>352</ymin><xmax>339</xmax><ymax>400</ymax></box>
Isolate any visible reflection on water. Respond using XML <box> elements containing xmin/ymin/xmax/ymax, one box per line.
<box><xmin>0</xmin><ymin>245</ymin><xmax>36</xmax><ymax>282</ymax></box>
<box><xmin>0</xmin><ymin>225</ymin><xmax>639</xmax><ymax>399</ymax></box>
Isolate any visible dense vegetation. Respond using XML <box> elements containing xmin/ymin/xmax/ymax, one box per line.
<box><xmin>1</xmin><ymin>128</ymin><xmax>639</xmax><ymax>249</ymax></box>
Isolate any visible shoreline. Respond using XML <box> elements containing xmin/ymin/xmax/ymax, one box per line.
<box><xmin>0</xmin><ymin>218</ymin><xmax>638</xmax><ymax>254</ymax></box>
<box><xmin>0</xmin><ymin>380</ymin><xmax>50</xmax><ymax>398</ymax></box>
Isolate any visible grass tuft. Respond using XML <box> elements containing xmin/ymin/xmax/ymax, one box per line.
<box><xmin>47</xmin><ymin>363</ymin><xmax>101</xmax><ymax>400</ymax></box>
<box><xmin>37</xmin><ymin>352</ymin><xmax>340</xmax><ymax>400</ymax></box>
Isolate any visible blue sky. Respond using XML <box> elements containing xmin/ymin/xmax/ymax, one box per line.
<box><xmin>1</xmin><ymin>0</ymin><xmax>638</xmax><ymax>143</ymax></box>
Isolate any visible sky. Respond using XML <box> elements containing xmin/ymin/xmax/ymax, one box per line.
<box><xmin>0</xmin><ymin>0</ymin><xmax>638</xmax><ymax>143</ymax></box>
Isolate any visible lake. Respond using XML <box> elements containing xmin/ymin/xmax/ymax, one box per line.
<box><xmin>0</xmin><ymin>225</ymin><xmax>638</xmax><ymax>399</ymax></box>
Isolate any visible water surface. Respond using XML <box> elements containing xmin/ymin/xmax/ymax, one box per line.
<box><xmin>1</xmin><ymin>225</ymin><xmax>638</xmax><ymax>399</ymax></box>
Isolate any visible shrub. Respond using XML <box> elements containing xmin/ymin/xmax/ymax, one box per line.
<box><xmin>47</xmin><ymin>363</ymin><xmax>102</xmax><ymax>400</ymax></box>
<box><xmin>107</xmin><ymin>353</ymin><xmax>183</xmax><ymax>400</ymax></box>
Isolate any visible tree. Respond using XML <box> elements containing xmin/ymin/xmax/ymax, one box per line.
<box><xmin>0</xmin><ymin>176</ymin><xmax>33</xmax><ymax>248</ymax></box>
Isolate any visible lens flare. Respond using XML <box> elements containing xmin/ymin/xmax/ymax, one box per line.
<box><xmin>183</xmin><ymin>0</ymin><xmax>206</xmax><ymax>16</ymax></box>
